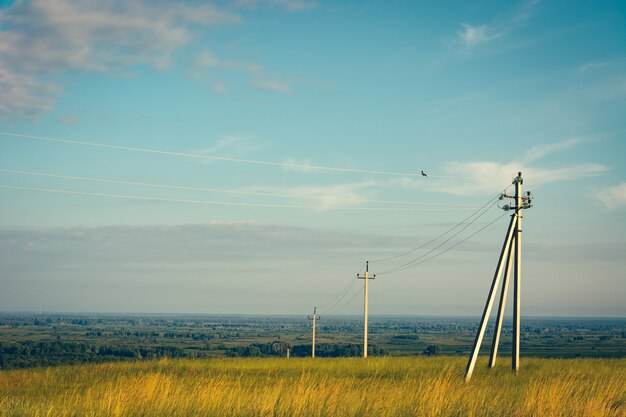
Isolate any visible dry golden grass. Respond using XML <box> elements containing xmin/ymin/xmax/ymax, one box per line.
<box><xmin>0</xmin><ymin>356</ymin><xmax>624</xmax><ymax>417</ymax></box>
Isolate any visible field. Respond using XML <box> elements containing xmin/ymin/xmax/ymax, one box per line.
<box><xmin>1</xmin><ymin>356</ymin><xmax>625</xmax><ymax>417</ymax></box>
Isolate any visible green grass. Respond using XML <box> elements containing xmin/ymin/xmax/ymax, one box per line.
<box><xmin>1</xmin><ymin>356</ymin><xmax>625</xmax><ymax>416</ymax></box>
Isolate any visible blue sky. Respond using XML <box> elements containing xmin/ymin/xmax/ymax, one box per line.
<box><xmin>0</xmin><ymin>0</ymin><xmax>624</xmax><ymax>316</ymax></box>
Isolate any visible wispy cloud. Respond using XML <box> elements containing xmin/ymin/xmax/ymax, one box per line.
<box><xmin>281</xmin><ymin>158</ymin><xmax>320</xmax><ymax>173</ymax></box>
<box><xmin>457</xmin><ymin>24</ymin><xmax>500</xmax><ymax>49</ymax></box>
<box><xmin>251</xmin><ymin>78</ymin><xmax>292</xmax><ymax>94</ymax></box>
<box><xmin>523</xmin><ymin>137</ymin><xmax>590</xmax><ymax>163</ymax></box>
<box><xmin>577</xmin><ymin>59</ymin><xmax>624</xmax><ymax>73</ymax></box>
<box><xmin>195</xmin><ymin>51</ymin><xmax>261</xmax><ymax>74</ymax></box>
<box><xmin>393</xmin><ymin>137</ymin><xmax>608</xmax><ymax>196</ymax></box>
<box><xmin>0</xmin><ymin>0</ymin><xmax>238</xmax><ymax>116</ymax></box>
<box><xmin>452</xmin><ymin>0</ymin><xmax>540</xmax><ymax>51</ymax></box>
<box><xmin>595</xmin><ymin>183</ymin><xmax>626</xmax><ymax>210</ymax></box>
<box><xmin>235</xmin><ymin>0</ymin><xmax>318</xmax><ymax>12</ymax></box>
<box><xmin>57</xmin><ymin>113</ymin><xmax>78</xmax><ymax>125</ymax></box>
<box><xmin>439</xmin><ymin>162</ymin><xmax>607</xmax><ymax>195</ymax></box>
<box><xmin>195</xmin><ymin>136</ymin><xmax>266</xmax><ymax>158</ymax></box>
<box><xmin>0</xmin><ymin>0</ymin><xmax>312</xmax><ymax>116</ymax></box>
<box><xmin>0</xmin><ymin>60</ymin><xmax>60</xmax><ymax>115</ymax></box>
<box><xmin>245</xmin><ymin>182</ymin><xmax>374</xmax><ymax>209</ymax></box>
<box><xmin>194</xmin><ymin>50</ymin><xmax>293</xmax><ymax>95</ymax></box>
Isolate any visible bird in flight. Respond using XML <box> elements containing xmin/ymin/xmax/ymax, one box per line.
<box><xmin>421</xmin><ymin>170</ymin><xmax>427</xmax><ymax>177</ymax></box>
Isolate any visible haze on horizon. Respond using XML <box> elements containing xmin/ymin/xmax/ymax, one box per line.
<box><xmin>0</xmin><ymin>0</ymin><xmax>624</xmax><ymax>318</ymax></box>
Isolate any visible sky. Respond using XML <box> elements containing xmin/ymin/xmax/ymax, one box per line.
<box><xmin>0</xmin><ymin>0</ymin><xmax>624</xmax><ymax>317</ymax></box>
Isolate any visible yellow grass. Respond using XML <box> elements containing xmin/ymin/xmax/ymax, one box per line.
<box><xmin>0</xmin><ymin>356</ymin><xmax>624</xmax><ymax>417</ymax></box>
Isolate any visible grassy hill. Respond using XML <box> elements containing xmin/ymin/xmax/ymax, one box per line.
<box><xmin>1</xmin><ymin>356</ymin><xmax>624</xmax><ymax>417</ymax></box>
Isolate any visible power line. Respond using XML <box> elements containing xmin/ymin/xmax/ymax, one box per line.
<box><xmin>376</xmin><ymin>202</ymin><xmax>496</xmax><ymax>275</ymax></box>
<box><xmin>323</xmin><ymin>286</ymin><xmax>364</xmax><ymax>316</ymax></box>
<box><xmin>377</xmin><ymin>211</ymin><xmax>509</xmax><ymax>276</ymax></box>
<box><xmin>369</xmin><ymin>189</ymin><xmax>508</xmax><ymax>263</ymax></box>
<box><xmin>0</xmin><ymin>168</ymin><xmax>480</xmax><ymax>207</ymax></box>
<box><xmin>317</xmin><ymin>262</ymin><xmax>366</xmax><ymax>310</ymax></box>
<box><xmin>0</xmin><ymin>184</ymin><xmax>482</xmax><ymax>212</ymax></box>
<box><xmin>0</xmin><ymin>131</ymin><xmax>481</xmax><ymax>178</ymax></box>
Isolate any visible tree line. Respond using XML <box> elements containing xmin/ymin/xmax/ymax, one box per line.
<box><xmin>0</xmin><ymin>340</ymin><xmax>190</xmax><ymax>369</ymax></box>
<box><xmin>225</xmin><ymin>342</ymin><xmax>388</xmax><ymax>357</ymax></box>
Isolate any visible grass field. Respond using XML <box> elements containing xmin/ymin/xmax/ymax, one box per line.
<box><xmin>1</xmin><ymin>356</ymin><xmax>624</xmax><ymax>417</ymax></box>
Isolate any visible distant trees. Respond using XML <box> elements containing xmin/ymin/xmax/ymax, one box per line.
<box><xmin>225</xmin><ymin>346</ymin><xmax>261</xmax><ymax>357</ymax></box>
<box><xmin>423</xmin><ymin>345</ymin><xmax>439</xmax><ymax>356</ymax></box>
<box><xmin>0</xmin><ymin>341</ymin><xmax>189</xmax><ymax>369</ymax></box>
<box><xmin>225</xmin><ymin>342</ymin><xmax>388</xmax><ymax>358</ymax></box>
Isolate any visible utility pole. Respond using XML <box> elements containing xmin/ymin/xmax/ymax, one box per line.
<box><xmin>513</xmin><ymin>172</ymin><xmax>523</xmax><ymax>372</ymax></box>
<box><xmin>357</xmin><ymin>261</ymin><xmax>375</xmax><ymax>358</ymax></box>
<box><xmin>308</xmin><ymin>307</ymin><xmax>319</xmax><ymax>358</ymax></box>
<box><xmin>489</xmin><ymin>245</ymin><xmax>514</xmax><ymax>368</ymax></box>
<box><xmin>465</xmin><ymin>172</ymin><xmax>532</xmax><ymax>382</ymax></box>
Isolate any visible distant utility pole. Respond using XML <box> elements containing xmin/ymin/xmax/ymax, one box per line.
<box><xmin>465</xmin><ymin>172</ymin><xmax>532</xmax><ymax>382</ymax></box>
<box><xmin>357</xmin><ymin>261</ymin><xmax>375</xmax><ymax>358</ymax></box>
<box><xmin>308</xmin><ymin>307</ymin><xmax>319</xmax><ymax>358</ymax></box>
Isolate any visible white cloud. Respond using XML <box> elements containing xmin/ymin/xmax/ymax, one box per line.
<box><xmin>244</xmin><ymin>181</ymin><xmax>375</xmax><ymax>209</ymax></box>
<box><xmin>235</xmin><ymin>0</ymin><xmax>318</xmax><ymax>12</ymax></box>
<box><xmin>458</xmin><ymin>24</ymin><xmax>499</xmax><ymax>49</ymax></box>
<box><xmin>281</xmin><ymin>158</ymin><xmax>320</xmax><ymax>173</ymax></box>
<box><xmin>392</xmin><ymin>138</ymin><xmax>608</xmax><ymax>196</ymax></box>
<box><xmin>196</xmin><ymin>51</ymin><xmax>261</xmax><ymax>73</ymax></box>
<box><xmin>251</xmin><ymin>78</ymin><xmax>292</xmax><ymax>94</ymax></box>
<box><xmin>195</xmin><ymin>135</ymin><xmax>266</xmax><ymax>158</ymax></box>
<box><xmin>595</xmin><ymin>183</ymin><xmax>626</xmax><ymax>210</ymax></box>
<box><xmin>453</xmin><ymin>0</ymin><xmax>540</xmax><ymax>51</ymax></box>
<box><xmin>57</xmin><ymin>113</ymin><xmax>78</xmax><ymax>125</ymax></box>
<box><xmin>195</xmin><ymin>50</ymin><xmax>292</xmax><ymax>95</ymax></box>
<box><xmin>292</xmin><ymin>184</ymin><xmax>367</xmax><ymax>208</ymax></box>
<box><xmin>0</xmin><ymin>60</ymin><xmax>59</xmax><ymax>115</ymax></box>
<box><xmin>523</xmin><ymin>137</ymin><xmax>589</xmax><ymax>163</ymax></box>
<box><xmin>0</xmin><ymin>0</ymin><xmax>238</xmax><ymax>115</ymax></box>
<box><xmin>440</xmin><ymin>162</ymin><xmax>607</xmax><ymax>195</ymax></box>
<box><xmin>576</xmin><ymin>59</ymin><xmax>625</xmax><ymax>73</ymax></box>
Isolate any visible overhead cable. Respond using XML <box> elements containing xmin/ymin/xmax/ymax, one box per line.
<box><xmin>370</xmin><ymin>186</ymin><xmax>511</xmax><ymax>263</ymax></box>
<box><xmin>0</xmin><ymin>168</ymin><xmax>480</xmax><ymax>207</ymax></box>
<box><xmin>0</xmin><ymin>131</ymin><xmax>480</xmax><ymax>178</ymax></box>
<box><xmin>377</xmin><ymin>210</ymin><xmax>509</xmax><ymax>276</ymax></box>
<box><xmin>0</xmin><ymin>184</ymin><xmax>481</xmax><ymax>212</ymax></box>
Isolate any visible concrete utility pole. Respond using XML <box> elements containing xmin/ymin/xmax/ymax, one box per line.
<box><xmin>489</xmin><ymin>245</ymin><xmax>514</xmax><ymax>368</ymax></box>
<box><xmin>513</xmin><ymin>173</ymin><xmax>523</xmax><ymax>372</ymax></box>
<box><xmin>357</xmin><ymin>261</ymin><xmax>375</xmax><ymax>358</ymax></box>
<box><xmin>465</xmin><ymin>172</ymin><xmax>532</xmax><ymax>382</ymax></box>
<box><xmin>308</xmin><ymin>307</ymin><xmax>319</xmax><ymax>358</ymax></box>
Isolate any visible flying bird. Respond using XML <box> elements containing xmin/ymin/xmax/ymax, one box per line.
<box><xmin>421</xmin><ymin>170</ymin><xmax>427</xmax><ymax>177</ymax></box>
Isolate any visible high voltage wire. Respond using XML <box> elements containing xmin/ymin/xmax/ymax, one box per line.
<box><xmin>318</xmin><ymin>280</ymin><xmax>358</xmax><ymax>315</ymax></box>
<box><xmin>370</xmin><ymin>186</ymin><xmax>511</xmax><ymax>264</ymax></box>
<box><xmin>318</xmin><ymin>209</ymin><xmax>509</xmax><ymax>316</ymax></box>
<box><xmin>315</xmin><ymin>184</ymin><xmax>511</xmax><ymax>314</ymax></box>
<box><xmin>324</xmin><ymin>286</ymin><xmax>364</xmax><ymax>316</ymax></box>
<box><xmin>317</xmin><ymin>263</ymin><xmax>366</xmax><ymax>315</ymax></box>
<box><xmin>375</xmin><ymin>202</ymin><xmax>497</xmax><ymax>275</ymax></box>
<box><xmin>0</xmin><ymin>131</ymin><xmax>479</xmax><ymax>179</ymax></box>
<box><xmin>0</xmin><ymin>168</ymin><xmax>479</xmax><ymax>207</ymax></box>
<box><xmin>0</xmin><ymin>184</ymin><xmax>482</xmax><ymax>212</ymax></box>
<box><xmin>376</xmin><ymin>210</ymin><xmax>509</xmax><ymax>276</ymax></box>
